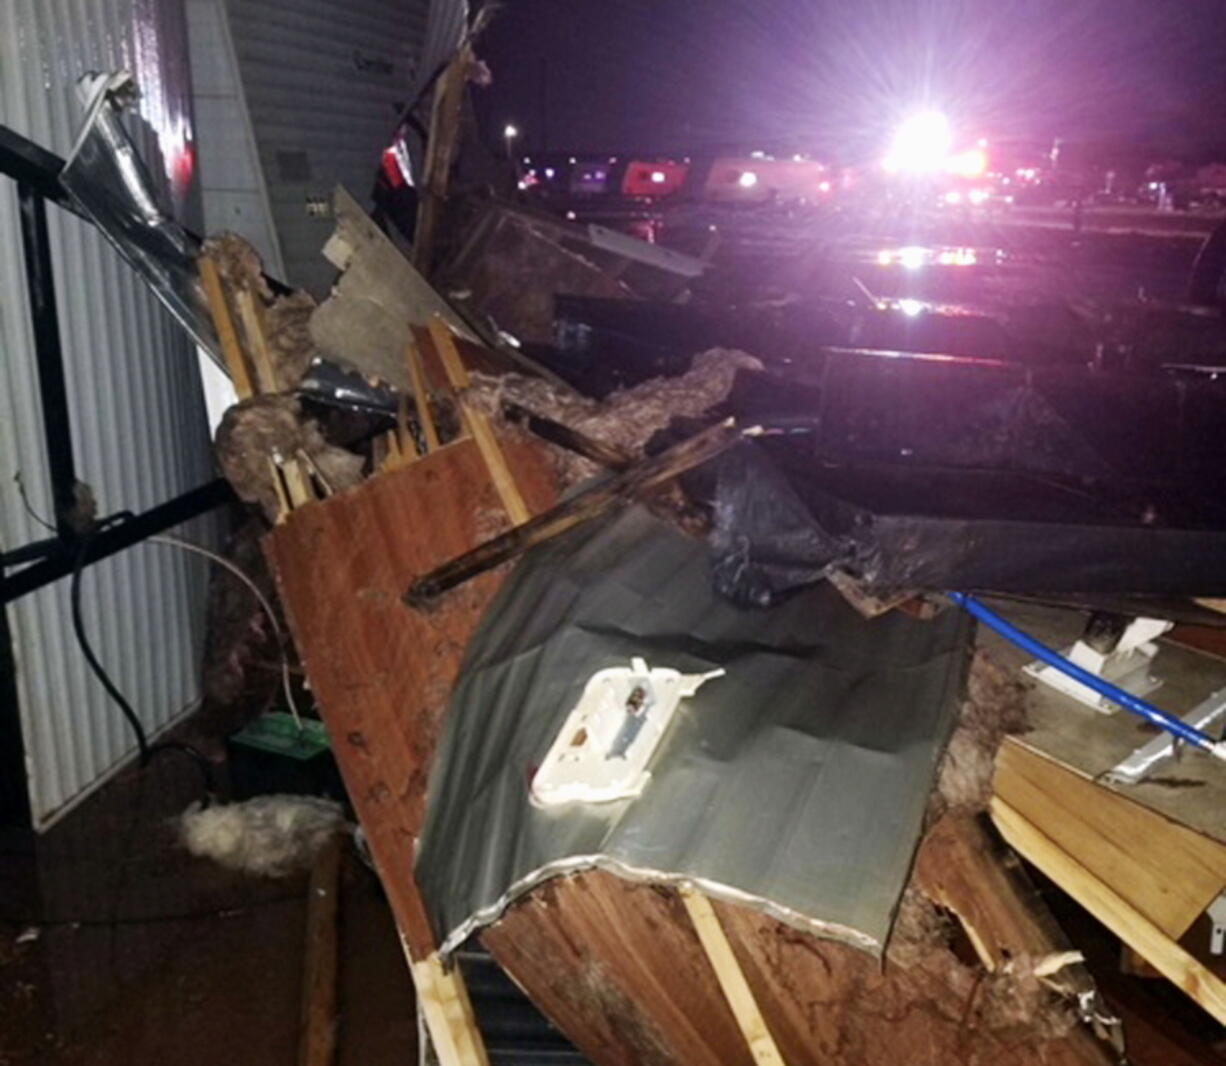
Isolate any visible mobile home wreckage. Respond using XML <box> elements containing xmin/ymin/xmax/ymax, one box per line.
<box><xmin>10</xmin><ymin>26</ymin><xmax>1226</xmax><ymax>1066</ymax></box>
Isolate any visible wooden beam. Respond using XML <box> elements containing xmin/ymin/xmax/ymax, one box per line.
<box><xmin>278</xmin><ymin>455</ymin><xmax>315</xmax><ymax>510</ymax></box>
<box><xmin>267</xmin><ymin>457</ymin><xmax>292</xmax><ymax>523</ymax></box>
<box><xmin>413</xmin><ymin>47</ymin><xmax>469</xmax><ymax>274</ymax></box>
<box><xmin>681</xmin><ymin>888</ymin><xmax>785</xmax><ymax>1066</ymax></box>
<box><xmin>991</xmin><ymin>797</ymin><xmax>1226</xmax><ymax>1025</ymax></box>
<box><xmin>411</xmin><ymin>953</ymin><xmax>490</xmax><ymax>1066</ymax></box>
<box><xmin>199</xmin><ymin>254</ymin><xmax>254</xmax><ymax>399</ymax></box>
<box><xmin>235</xmin><ymin>288</ymin><xmax>280</xmax><ymax>393</ymax></box>
<box><xmin>298</xmin><ymin>834</ymin><xmax>342</xmax><ymax>1066</ymax></box>
<box><xmin>405</xmin><ymin>418</ymin><xmax>745</xmax><ymax>605</ymax></box>
<box><xmin>994</xmin><ymin>740</ymin><xmax>1226</xmax><ymax>940</ymax></box>
<box><xmin>428</xmin><ymin>316</ymin><xmax>530</xmax><ymax>524</ymax></box>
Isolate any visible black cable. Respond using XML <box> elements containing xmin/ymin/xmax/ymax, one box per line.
<box><xmin>14</xmin><ymin>470</ymin><xmax>56</xmax><ymax>531</ymax></box>
<box><xmin>69</xmin><ymin>514</ymin><xmax>215</xmax><ymax>800</ymax></box>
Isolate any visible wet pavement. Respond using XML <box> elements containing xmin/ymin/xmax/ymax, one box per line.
<box><xmin>0</xmin><ymin>753</ymin><xmax>416</xmax><ymax>1066</ymax></box>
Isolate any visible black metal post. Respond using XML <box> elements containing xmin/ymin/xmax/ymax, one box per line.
<box><xmin>1</xmin><ymin>478</ymin><xmax>236</xmax><ymax>605</ymax></box>
<box><xmin>0</xmin><ymin>534</ymin><xmax>63</xmax><ymax>569</ymax></box>
<box><xmin>17</xmin><ymin>181</ymin><xmax>78</xmax><ymax>538</ymax></box>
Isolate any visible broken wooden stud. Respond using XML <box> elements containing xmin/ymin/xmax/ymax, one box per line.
<box><xmin>298</xmin><ymin>833</ymin><xmax>342</xmax><ymax>1066</ymax></box>
<box><xmin>413</xmin><ymin>45</ymin><xmax>471</xmax><ymax>273</ymax></box>
<box><xmin>277</xmin><ymin>453</ymin><xmax>315</xmax><ymax>511</ymax></box>
<box><xmin>267</xmin><ymin>456</ymin><xmax>293</xmax><ymax>523</ymax></box>
<box><xmin>680</xmin><ymin>886</ymin><xmax>786</xmax><ymax>1066</ymax></box>
<box><xmin>235</xmin><ymin>288</ymin><xmax>280</xmax><ymax>394</ymax></box>
<box><xmin>410</xmin><ymin>952</ymin><xmax>491</xmax><ymax>1066</ymax></box>
<box><xmin>405</xmin><ymin>418</ymin><xmax>746</xmax><ymax>606</ymax></box>
<box><xmin>199</xmin><ymin>254</ymin><xmax>255</xmax><ymax>399</ymax></box>
<box><xmin>296</xmin><ymin>449</ymin><xmax>335</xmax><ymax>498</ymax></box>
<box><xmin>428</xmin><ymin>316</ymin><xmax>530</xmax><ymax>525</ymax></box>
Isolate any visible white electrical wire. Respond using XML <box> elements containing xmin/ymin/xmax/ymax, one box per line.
<box><xmin>149</xmin><ymin>534</ymin><xmax>305</xmax><ymax>728</ymax></box>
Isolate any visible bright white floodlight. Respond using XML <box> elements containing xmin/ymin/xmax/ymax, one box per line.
<box><xmin>883</xmin><ymin>110</ymin><xmax>952</xmax><ymax>173</ymax></box>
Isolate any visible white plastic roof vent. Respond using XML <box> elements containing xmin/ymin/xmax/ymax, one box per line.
<box><xmin>531</xmin><ymin>658</ymin><xmax>724</xmax><ymax>808</ymax></box>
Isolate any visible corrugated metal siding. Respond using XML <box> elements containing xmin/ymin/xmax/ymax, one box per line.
<box><xmin>0</xmin><ymin>0</ymin><xmax>217</xmax><ymax>826</ymax></box>
<box><xmin>224</xmin><ymin>0</ymin><xmax>431</xmax><ymax>295</ymax></box>
<box><xmin>185</xmin><ymin>0</ymin><xmax>285</xmax><ymax>274</ymax></box>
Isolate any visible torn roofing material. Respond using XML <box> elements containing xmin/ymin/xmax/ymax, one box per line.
<box><xmin>415</xmin><ymin>505</ymin><xmax>972</xmax><ymax>958</ymax></box>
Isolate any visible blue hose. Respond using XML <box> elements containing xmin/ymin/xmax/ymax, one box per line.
<box><xmin>948</xmin><ymin>591</ymin><xmax>1222</xmax><ymax>755</ymax></box>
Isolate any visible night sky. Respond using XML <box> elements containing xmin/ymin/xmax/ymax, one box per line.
<box><xmin>477</xmin><ymin>0</ymin><xmax>1226</xmax><ymax>161</ymax></box>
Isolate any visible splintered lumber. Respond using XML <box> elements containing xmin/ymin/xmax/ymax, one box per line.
<box><xmin>912</xmin><ymin>812</ymin><xmax>1115</xmax><ymax>1050</ymax></box>
<box><xmin>235</xmin><ymin>288</ymin><xmax>280</xmax><ymax>393</ymax></box>
<box><xmin>991</xmin><ymin>797</ymin><xmax>1226</xmax><ymax>1025</ymax></box>
<box><xmin>914</xmin><ymin>812</ymin><xmax>1079</xmax><ymax>973</ymax></box>
<box><xmin>298</xmin><ymin>834</ymin><xmax>342</xmax><ymax>1066</ymax></box>
<box><xmin>994</xmin><ymin>739</ymin><xmax>1226</xmax><ymax>940</ymax></box>
<box><xmin>481</xmin><ymin>868</ymin><xmax>1112</xmax><ymax>1066</ymax></box>
<box><xmin>199</xmin><ymin>254</ymin><xmax>254</xmax><ymax>398</ymax></box>
<box><xmin>428</xmin><ymin>316</ymin><xmax>530</xmax><ymax>524</ymax></box>
<box><xmin>680</xmin><ymin>888</ymin><xmax>785</xmax><ymax>1066</ymax></box>
<box><xmin>406</xmin><ymin>418</ymin><xmax>746</xmax><ymax>605</ymax></box>
<box><xmin>412</xmin><ymin>954</ymin><xmax>490</xmax><ymax>1066</ymax></box>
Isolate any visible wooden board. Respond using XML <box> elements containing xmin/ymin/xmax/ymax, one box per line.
<box><xmin>482</xmin><ymin>869</ymin><xmax>1112</xmax><ymax>1066</ymax></box>
<box><xmin>994</xmin><ymin>739</ymin><xmax>1226</xmax><ymax>940</ymax></box>
<box><xmin>412</xmin><ymin>954</ymin><xmax>490</xmax><ymax>1066</ymax></box>
<box><xmin>680</xmin><ymin>889</ymin><xmax>784</xmax><ymax>1066</ymax></box>
<box><xmin>991</xmin><ymin>797</ymin><xmax>1226</xmax><ymax>1025</ymax></box>
<box><xmin>914</xmin><ymin>813</ymin><xmax>1080</xmax><ymax>974</ymax></box>
<box><xmin>298</xmin><ymin>834</ymin><xmax>341</xmax><ymax>1066</ymax></box>
<box><xmin>266</xmin><ymin>433</ymin><xmax>556</xmax><ymax>959</ymax></box>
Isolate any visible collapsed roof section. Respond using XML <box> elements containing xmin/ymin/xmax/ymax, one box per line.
<box><xmin>417</xmin><ymin>505</ymin><xmax>972</xmax><ymax>956</ymax></box>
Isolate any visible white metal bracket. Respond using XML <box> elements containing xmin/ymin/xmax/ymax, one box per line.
<box><xmin>1025</xmin><ymin>616</ymin><xmax>1172</xmax><ymax>714</ymax></box>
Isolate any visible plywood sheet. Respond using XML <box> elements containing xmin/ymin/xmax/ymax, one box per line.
<box><xmin>266</xmin><ymin>433</ymin><xmax>555</xmax><ymax>955</ymax></box>
<box><xmin>482</xmin><ymin>869</ymin><xmax>1112</xmax><ymax>1066</ymax></box>
<box><xmin>994</xmin><ymin>739</ymin><xmax>1226</xmax><ymax>940</ymax></box>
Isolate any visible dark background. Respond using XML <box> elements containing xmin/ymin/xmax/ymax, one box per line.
<box><xmin>475</xmin><ymin>0</ymin><xmax>1226</xmax><ymax>160</ymax></box>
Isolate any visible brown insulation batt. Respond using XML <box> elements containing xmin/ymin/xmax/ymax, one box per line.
<box><xmin>467</xmin><ymin>347</ymin><xmax>763</xmax><ymax>484</ymax></box>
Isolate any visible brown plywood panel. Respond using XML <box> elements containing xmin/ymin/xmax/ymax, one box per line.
<box><xmin>483</xmin><ymin>869</ymin><xmax>1112</xmax><ymax>1066</ymax></box>
<box><xmin>266</xmin><ymin>434</ymin><xmax>556</xmax><ymax>956</ymax></box>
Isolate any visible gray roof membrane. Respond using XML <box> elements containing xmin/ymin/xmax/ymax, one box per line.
<box><xmin>416</xmin><ymin>506</ymin><xmax>971</xmax><ymax>957</ymax></box>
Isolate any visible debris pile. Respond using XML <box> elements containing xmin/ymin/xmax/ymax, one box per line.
<box><xmin>192</xmin><ymin>27</ymin><xmax>1226</xmax><ymax>1066</ymax></box>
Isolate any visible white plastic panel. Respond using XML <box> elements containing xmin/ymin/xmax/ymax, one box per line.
<box><xmin>0</xmin><ymin>0</ymin><xmax>217</xmax><ymax>826</ymax></box>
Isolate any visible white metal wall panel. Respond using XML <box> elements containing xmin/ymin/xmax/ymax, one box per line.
<box><xmin>0</xmin><ymin>0</ymin><xmax>217</xmax><ymax>825</ymax></box>
<box><xmin>185</xmin><ymin>0</ymin><xmax>284</xmax><ymax>274</ymax></box>
<box><xmin>224</xmin><ymin>0</ymin><xmax>431</xmax><ymax>295</ymax></box>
